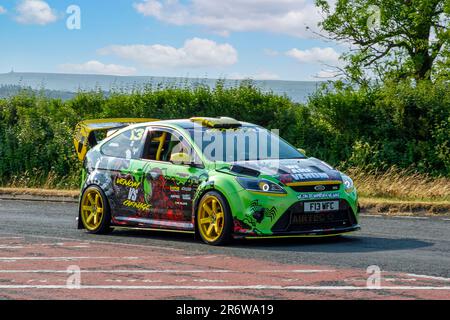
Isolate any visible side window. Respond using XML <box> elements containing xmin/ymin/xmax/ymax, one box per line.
<box><xmin>142</xmin><ymin>130</ymin><xmax>170</xmax><ymax>161</ymax></box>
<box><xmin>101</xmin><ymin>127</ymin><xmax>146</xmax><ymax>159</ymax></box>
<box><xmin>142</xmin><ymin>128</ymin><xmax>201</xmax><ymax>165</ymax></box>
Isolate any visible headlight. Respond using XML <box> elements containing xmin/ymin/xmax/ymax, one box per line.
<box><xmin>341</xmin><ymin>174</ymin><xmax>355</xmax><ymax>193</ymax></box>
<box><xmin>236</xmin><ymin>177</ymin><xmax>286</xmax><ymax>194</ymax></box>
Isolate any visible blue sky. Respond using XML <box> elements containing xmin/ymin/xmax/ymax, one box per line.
<box><xmin>0</xmin><ymin>0</ymin><xmax>343</xmax><ymax>81</ymax></box>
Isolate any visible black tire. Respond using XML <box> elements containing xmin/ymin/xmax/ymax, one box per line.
<box><xmin>197</xmin><ymin>191</ymin><xmax>233</xmax><ymax>246</ymax></box>
<box><xmin>80</xmin><ymin>185</ymin><xmax>113</xmax><ymax>235</ymax></box>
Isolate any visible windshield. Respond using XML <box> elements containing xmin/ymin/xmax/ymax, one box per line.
<box><xmin>187</xmin><ymin>125</ymin><xmax>306</xmax><ymax>163</ymax></box>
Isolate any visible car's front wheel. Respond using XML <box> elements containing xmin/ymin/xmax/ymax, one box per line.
<box><xmin>80</xmin><ymin>186</ymin><xmax>112</xmax><ymax>234</ymax></box>
<box><xmin>197</xmin><ymin>191</ymin><xmax>232</xmax><ymax>246</ymax></box>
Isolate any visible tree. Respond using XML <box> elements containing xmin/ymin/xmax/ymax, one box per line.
<box><xmin>316</xmin><ymin>0</ymin><xmax>450</xmax><ymax>83</ymax></box>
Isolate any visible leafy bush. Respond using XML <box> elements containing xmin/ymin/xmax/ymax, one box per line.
<box><xmin>0</xmin><ymin>80</ymin><xmax>448</xmax><ymax>189</ymax></box>
<box><xmin>307</xmin><ymin>80</ymin><xmax>450</xmax><ymax>176</ymax></box>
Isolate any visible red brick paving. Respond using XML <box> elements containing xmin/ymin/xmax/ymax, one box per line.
<box><xmin>0</xmin><ymin>236</ymin><xmax>449</xmax><ymax>300</ymax></box>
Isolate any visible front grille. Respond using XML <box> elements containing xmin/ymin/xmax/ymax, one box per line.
<box><xmin>272</xmin><ymin>200</ymin><xmax>357</xmax><ymax>233</ymax></box>
<box><xmin>289</xmin><ymin>184</ymin><xmax>341</xmax><ymax>193</ymax></box>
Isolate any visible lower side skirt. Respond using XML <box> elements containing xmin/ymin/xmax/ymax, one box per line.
<box><xmin>113</xmin><ymin>226</ymin><xmax>195</xmax><ymax>234</ymax></box>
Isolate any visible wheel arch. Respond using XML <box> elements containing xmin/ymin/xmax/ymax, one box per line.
<box><xmin>192</xmin><ymin>187</ymin><xmax>234</xmax><ymax>238</ymax></box>
<box><xmin>78</xmin><ymin>183</ymin><xmax>113</xmax><ymax>230</ymax></box>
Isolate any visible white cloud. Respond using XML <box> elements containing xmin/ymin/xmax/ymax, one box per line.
<box><xmin>133</xmin><ymin>0</ymin><xmax>322</xmax><ymax>38</ymax></box>
<box><xmin>0</xmin><ymin>6</ymin><xmax>7</xmax><ymax>14</ymax></box>
<box><xmin>229</xmin><ymin>71</ymin><xmax>280</xmax><ymax>81</ymax></box>
<box><xmin>314</xmin><ymin>69</ymin><xmax>341</xmax><ymax>79</ymax></box>
<box><xmin>15</xmin><ymin>0</ymin><xmax>57</xmax><ymax>25</ymax></box>
<box><xmin>98</xmin><ymin>38</ymin><xmax>238</xmax><ymax>69</ymax></box>
<box><xmin>286</xmin><ymin>47</ymin><xmax>341</xmax><ymax>65</ymax></box>
<box><xmin>58</xmin><ymin>60</ymin><xmax>137</xmax><ymax>76</ymax></box>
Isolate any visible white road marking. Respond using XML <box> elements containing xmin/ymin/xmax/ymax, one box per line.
<box><xmin>0</xmin><ymin>285</ymin><xmax>449</xmax><ymax>290</ymax></box>
<box><xmin>0</xmin><ymin>269</ymin><xmax>335</xmax><ymax>274</ymax></box>
<box><xmin>0</xmin><ymin>246</ymin><xmax>25</xmax><ymax>249</ymax></box>
<box><xmin>0</xmin><ymin>257</ymin><xmax>141</xmax><ymax>261</ymax></box>
<box><xmin>0</xmin><ymin>232</ymin><xmax>183</xmax><ymax>252</ymax></box>
<box><xmin>360</xmin><ymin>214</ymin><xmax>383</xmax><ymax>218</ymax></box>
<box><xmin>385</xmin><ymin>278</ymin><xmax>417</xmax><ymax>282</ymax></box>
<box><xmin>344</xmin><ymin>278</ymin><xmax>418</xmax><ymax>283</ymax></box>
<box><xmin>344</xmin><ymin>272</ymin><xmax>450</xmax><ymax>283</ymax></box>
<box><xmin>65</xmin><ymin>246</ymin><xmax>91</xmax><ymax>248</ymax></box>
<box><xmin>0</xmin><ymin>269</ymin><xmax>234</xmax><ymax>273</ymax></box>
<box><xmin>360</xmin><ymin>214</ymin><xmax>450</xmax><ymax>220</ymax></box>
<box><xmin>407</xmin><ymin>273</ymin><xmax>450</xmax><ymax>282</ymax></box>
<box><xmin>260</xmin><ymin>269</ymin><xmax>335</xmax><ymax>273</ymax></box>
<box><xmin>0</xmin><ymin>244</ymin><xmax>90</xmax><ymax>249</ymax></box>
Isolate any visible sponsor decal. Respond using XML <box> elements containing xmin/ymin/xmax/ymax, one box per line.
<box><xmin>130</xmin><ymin>128</ymin><xmax>145</xmax><ymax>141</ymax></box>
<box><xmin>128</xmin><ymin>187</ymin><xmax>138</xmax><ymax>201</ymax></box>
<box><xmin>292</xmin><ymin>212</ymin><xmax>335</xmax><ymax>225</ymax></box>
<box><xmin>234</xmin><ymin>219</ymin><xmax>256</xmax><ymax>235</ymax></box>
<box><xmin>181</xmin><ymin>194</ymin><xmax>191</xmax><ymax>200</ymax></box>
<box><xmin>285</xmin><ymin>165</ymin><xmax>330</xmax><ymax>181</ymax></box>
<box><xmin>123</xmin><ymin>200</ymin><xmax>151</xmax><ymax>211</ymax></box>
<box><xmin>249</xmin><ymin>201</ymin><xmax>277</xmax><ymax>223</ymax></box>
<box><xmin>249</xmin><ymin>200</ymin><xmax>264</xmax><ymax>223</ymax></box>
<box><xmin>292</xmin><ymin>172</ymin><xmax>329</xmax><ymax>180</ymax></box>
<box><xmin>170</xmin><ymin>186</ymin><xmax>180</xmax><ymax>192</ymax></box>
<box><xmin>265</xmin><ymin>207</ymin><xmax>278</xmax><ymax>222</ymax></box>
<box><xmin>116</xmin><ymin>177</ymin><xmax>140</xmax><ymax>189</ymax></box>
<box><xmin>174</xmin><ymin>201</ymin><xmax>189</xmax><ymax>206</ymax></box>
<box><xmin>297</xmin><ymin>192</ymin><xmax>340</xmax><ymax>200</ymax></box>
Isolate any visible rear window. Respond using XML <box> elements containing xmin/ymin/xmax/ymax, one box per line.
<box><xmin>101</xmin><ymin>128</ymin><xmax>146</xmax><ymax>159</ymax></box>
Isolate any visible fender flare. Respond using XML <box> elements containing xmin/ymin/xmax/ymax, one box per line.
<box><xmin>191</xmin><ymin>186</ymin><xmax>234</xmax><ymax>238</ymax></box>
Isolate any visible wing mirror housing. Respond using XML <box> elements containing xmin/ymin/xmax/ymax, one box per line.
<box><xmin>171</xmin><ymin>152</ymin><xmax>205</xmax><ymax>169</ymax></box>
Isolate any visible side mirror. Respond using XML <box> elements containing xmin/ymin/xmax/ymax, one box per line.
<box><xmin>297</xmin><ymin>148</ymin><xmax>306</xmax><ymax>156</ymax></box>
<box><xmin>170</xmin><ymin>152</ymin><xmax>193</xmax><ymax>165</ymax></box>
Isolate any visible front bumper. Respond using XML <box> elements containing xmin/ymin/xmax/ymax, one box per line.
<box><xmin>232</xmin><ymin>197</ymin><xmax>360</xmax><ymax>238</ymax></box>
<box><xmin>235</xmin><ymin>224</ymin><xmax>360</xmax><ymax>239</ymax></box>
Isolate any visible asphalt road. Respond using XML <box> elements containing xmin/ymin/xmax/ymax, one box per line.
<box><xmin>0</xmin><ymin>199</ymin><xmax>449</xmax><ymax>299</ymax></box>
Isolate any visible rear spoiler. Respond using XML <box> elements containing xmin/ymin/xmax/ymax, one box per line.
<box><xmin>74</xmin><ymin>118</ymin><xmax>158</xmax><ymax>161</ymax></box>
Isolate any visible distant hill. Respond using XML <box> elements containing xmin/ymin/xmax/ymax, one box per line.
<box><xmin>0</xmin><ymin>72</ymin><xmax>323</xmax><ymax>102</ymax></box>
<box><xmin>0</xmin><ymin>85</ymin><xmax>76</xmax><ymax>100</ymax></box>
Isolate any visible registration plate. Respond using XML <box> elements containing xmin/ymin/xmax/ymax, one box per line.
<box><xmin>304</xmin><ymin>201</ymin><xmax>339</xmax><ymax>213</ymax></box>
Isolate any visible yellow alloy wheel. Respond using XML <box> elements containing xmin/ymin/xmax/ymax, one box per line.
<box><xmin>198</xmin><ymin>195</ymin><xmax>225</xmax><ymax>243</ymax></box>
<box><xmin>81</xmin><ymin>189</ymin><xmax>104</xmax><ymax>231</ymax></box>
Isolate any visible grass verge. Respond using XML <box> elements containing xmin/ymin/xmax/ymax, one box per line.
<box><xmin>0</xmin><ymin>188</ymin><xmax>79</xmax><ymax>199</ymax></box>
<box><xmin>348</xmin><ymin>167</ymin><xmax>450</xmax><ymax>202</ymax></box>
<box><xmin>359</xmin><ymin>197</ymin><xmax>450</xmax><ymax>216</ymax></box>
<box><xmin>0</xmin><ymin>188</ymin><xmax>449</xmax><ymax>216</ymax></box>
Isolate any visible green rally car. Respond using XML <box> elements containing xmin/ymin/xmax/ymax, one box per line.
<box><xmin>74</xmin><ymin>117</ymin><xmax>360</xmax><ymax>245</ymax></box>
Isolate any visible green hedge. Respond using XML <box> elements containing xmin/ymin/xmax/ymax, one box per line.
<box><xmin>307</xmin><ymin>80</ymin><xmax>450</xmax><ymax>175</ymax></box>
<box><xmin>0</xmin><ymin>80</ymin><xmax>449</xmax><ymax>188</ymax></box>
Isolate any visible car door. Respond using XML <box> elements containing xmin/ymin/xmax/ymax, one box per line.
<box><xmin>140</xmin><ymin>126</ymin><xmax>208</xmax><ymax>231</ymax></box>
<box><xmin>100</xmin><ymin>126</ymin><xmax>150</xmax><ymax>226</ymax></box>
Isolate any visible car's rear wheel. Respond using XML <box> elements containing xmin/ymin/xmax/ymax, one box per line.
<box><xmin>197</xmin><ymin>191</ymin><xmax>232</xmax><ymax>246</ymax></box>
<box><xmin>80</xmin><ymin>186</ymin><xmax>112</xmax><ymax>234</ymax></box>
